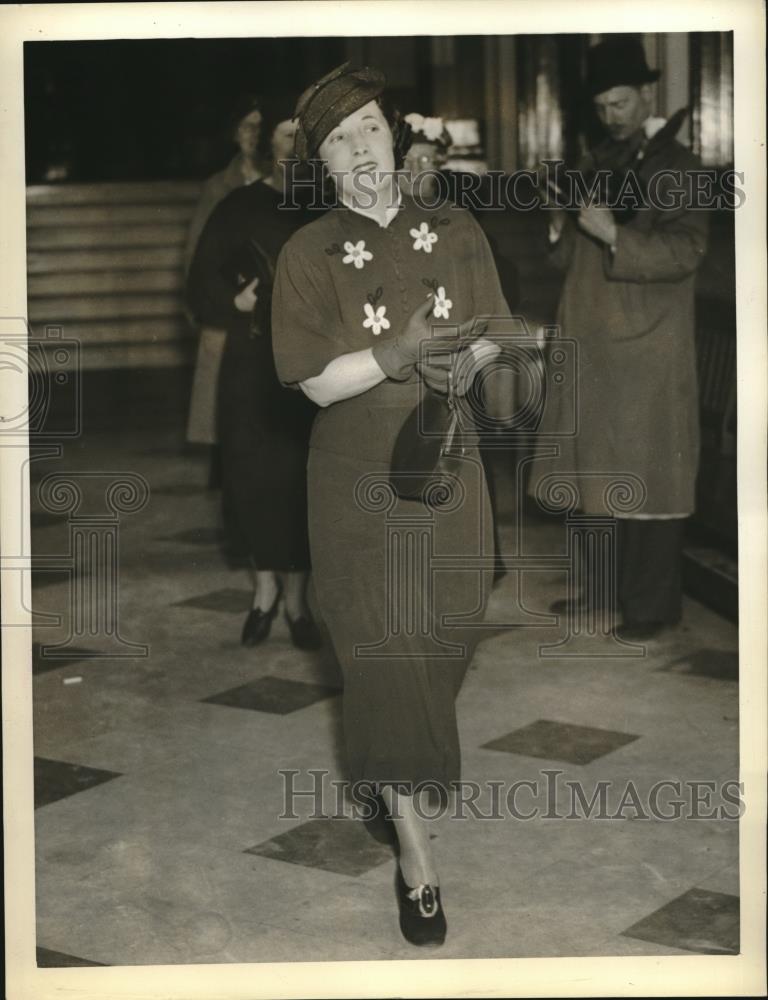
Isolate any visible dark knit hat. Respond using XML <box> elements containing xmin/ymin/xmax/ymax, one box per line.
<box><xmin>293</xmin><ymin>61</ymin><xmax>386</xmax><ymax>160</ymax></box>
<box><xmin>586</xmin><ymin>37</ymin><xmax>661</xmax><ymax>97</ymax></box>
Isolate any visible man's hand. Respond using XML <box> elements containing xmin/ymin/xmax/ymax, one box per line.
<box><xmin>234</xmin><ymin>277</ymin><xmax>259</xmax><ymax>312</ymax></box>
<box><xmin>577</xmin><ymin>205</ymin><xmax>617</xmax><ymax>246</ymax></box>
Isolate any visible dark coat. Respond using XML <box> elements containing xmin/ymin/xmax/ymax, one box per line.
<box><xmin>529</xmin><ymin>134</ymin><xmax>708</xmax><ymax>516</ymax></box>
<box><xmin>185</xmin><ymin>181</ymin><xmax>316</xmax><ymax>568</ymax></box>
<box><xmin>183</xmin><ymin>154</ymin><xmax>258</xmax><ymax>274</ymax></box>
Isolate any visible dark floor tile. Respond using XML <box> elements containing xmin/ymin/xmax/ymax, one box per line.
<box><xmin>150</xmin><ymin>484</ymin><xmax>208</xmax><ymax>497</ymax></box>
<box><xmin>37</xmin><ymin>946</ymin><xmax>107</xmax><ymax>967</ymax></box>
<box><xmin>172</xmin><ymin>588</ymin><xmax>252</xmax><ymax>613</ymax></box>
<box><xmin>160</xmin><ymin>527</ymin><xmax>222</xmax><ymax>545</ymax></box>
<box><xmin>202</xmin><ymin>675</ymin><xmax>339</xmax><ymax>715</ymax></box>
<box><xmin>246</xmin><ymin>816</ymin><xmax>394</xmax><ymax>876</ymax></box>
<box><xmin>480</xmin><ymin>718</ymin><xmax>640</xmax><ymax>765</ymax></box>
<box><xmin>34</xmin><ymin>757</ymin><xmax>122</xmax><ymax>809</ymax></box>
<box><xmin>660</xmin><ymin>648</ymin><xmax>739</xmax><ymax>682</ymax></box>
<box><xmin>32</xmin><ymin>643</ymin><xmax>111</xmax><ymax>675</ymax></box>
<box><xmin>622</xmin><ymin>887</ymin><xmax>739</xmax><ymax>954</ymax></box>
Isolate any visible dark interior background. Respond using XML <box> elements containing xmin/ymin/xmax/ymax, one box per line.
<box><xmin>23</xmin><ymin>34</ymin><xmax>616</xmax><ymax>183</ymax></box>
<box><xmin>25</xmin><ymin>37</ymin><xmax>439</xmax><ymax>182</ymax></box>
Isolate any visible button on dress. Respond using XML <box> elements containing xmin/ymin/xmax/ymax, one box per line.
<box><xmin>272</xmin><ymin>195</ymin><xmax>511</xmax><ymax>792</ymax></box>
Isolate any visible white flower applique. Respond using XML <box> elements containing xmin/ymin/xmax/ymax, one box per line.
<box><xmin>342</xmin><ymin>239</ymin><xmax>373</xmax><ymax>269</ymax></box>
<box><xmin>410</xmin><ymin>221</ymin><xmax>439</xmax><ymax>254</ymax></box>
<box><xmin>422</xmin><ymin>278</ymin><xmax>452</xmax><ymax>320</ymax></box>
<box><xmin>362</xmin><ymin>287</ymin><xmax>390</xmax><ymax>336</ymax></box>
<box><xmin>433</xmin><ymin>286</ymin><xmax>453</xmax><ymax>319</ymax></box>
<box><xmin>404</xmin><ymin>113</ymin><xmax>447</xmax><ymax>142</ymax></box>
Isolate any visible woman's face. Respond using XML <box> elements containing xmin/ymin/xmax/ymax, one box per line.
<box><xmin>235</xmin><ymin>110</ymin><xmax>262</xmax><ymax>157</ymax></box>
<box><xmin>271</xmin><ymin>119</ymin><xmax>298</xmax><ymax>162</ymax></box>
<box><xmin>318</xmin><ymin>100</ymin><xmax>395</xmax><ymax>203</ymax></box>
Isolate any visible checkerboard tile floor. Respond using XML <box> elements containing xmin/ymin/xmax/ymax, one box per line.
<box><xmin>29</xmin><ymin>431</ymin><xmax>740</xmax><ymax>965</ymax></box>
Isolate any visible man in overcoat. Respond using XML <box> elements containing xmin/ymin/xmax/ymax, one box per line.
<box><xmin>529</xmin><ymin>37</ymin><xmax>708</xmax><ymax>640</ymax></box>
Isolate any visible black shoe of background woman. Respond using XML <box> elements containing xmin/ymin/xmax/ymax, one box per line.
<box><xmin>285</xmin><ymin>610</ymin><xmax>323</xmax><ymax>651</ymax></box>
<box><xmin>241</xmin><ymin>589</ymin><xmax>281</xmax><ymax>647</ymax></box>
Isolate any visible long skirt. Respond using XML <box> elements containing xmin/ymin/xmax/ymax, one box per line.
<box><xmin>307</xmin><ymin>444</ymin><xmax>494</xmax><ymax>793</ymax></box>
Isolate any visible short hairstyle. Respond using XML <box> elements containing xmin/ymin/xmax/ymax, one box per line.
<box><xmin>227</xmin><ymin>95</ymin><xmax>262</xmax><ymax>137</ymax></box>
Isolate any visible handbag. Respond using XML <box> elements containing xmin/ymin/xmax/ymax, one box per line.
<box><xmin>389</xmin><ymin>365</ymin><xmax>466</xmax><ymax>504</ymax></box>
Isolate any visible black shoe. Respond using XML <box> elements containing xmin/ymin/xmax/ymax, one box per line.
<box><xmin>615</xmin><ymin>621</ymin><xmax>670</xmax><ymax>642</ymax></box>
<box><xmin>241</xmin><ymin>590</ymin><xmax>281</xmax><ymax>647</ymax></box>
<box><xmin>396</xmin><ymin>870</ymin><xmax>446</xmax><ymax>947</ymax></box>
<box><xmin>285</xmin><ymin>611</ymin><xmax>323</xmax><ymax>651</ymax></box>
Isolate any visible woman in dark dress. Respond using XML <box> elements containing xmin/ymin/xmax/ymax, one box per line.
<box><xmin>272</xmin><ymin>64</ymin><xmax>515</xmax><ymax>945</ymax></box>
<box><xmin>184</xmin><ymin>96</ymin><xmax>265</xmax><ymax>452</ymax></box>
<box><xmin>187</xmin><ymin>114</ymin><xmax>322</xmax><ymax>650</ymax></box>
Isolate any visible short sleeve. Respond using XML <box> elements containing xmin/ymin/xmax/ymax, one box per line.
<box><xmin>271</xmin><ymin>239</ymin><xmax>341</xmax><ymax>386</ymax></box>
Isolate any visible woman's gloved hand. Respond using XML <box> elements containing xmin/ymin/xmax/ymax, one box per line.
<box><xmin>417</xmin><ymin>338</ymin><xmax>501</xmax><ymax>396</ymax></box>
<box><xmin>372</xmin><ymin>294</ymin><xmax>488</xmax><ymax>382</ymax></box>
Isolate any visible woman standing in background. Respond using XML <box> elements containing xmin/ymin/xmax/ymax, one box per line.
<box><xmin>184</xmin><ymin>97</ymin><xmax>265</xmax><ymax>452</ymax></box>
<box><xmin>187</xmin><ymin>108</ymin><xmax>322</xmax><ymax>651</ymax></box>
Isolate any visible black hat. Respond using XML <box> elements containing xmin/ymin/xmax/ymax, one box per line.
<box><xmin>293</xmin><ymin>61</ymin><xmax>386</xmax><ymax>160</ymax></box>
<box><xmin>586</xmin><ymin>37</ymin><xmax>661</xmax><ymax>97</ymax></box>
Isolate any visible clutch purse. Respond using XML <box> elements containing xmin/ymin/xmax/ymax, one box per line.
<box><xmin>389</xmin><ymin>366</ymin><xmax>466</xmax><ymax>503</ymax></box>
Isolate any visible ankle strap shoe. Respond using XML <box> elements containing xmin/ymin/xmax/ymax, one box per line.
<box><xmin>396</xmin><ymin>870</ymin><xmax>447</xmax><ymax>947</ymax></box>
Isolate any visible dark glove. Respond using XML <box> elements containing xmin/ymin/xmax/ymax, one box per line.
<box><xmin>372</xmin><ymin>294</ymin><xmax>435</xmax><ymax>381</ymax></box>
<box><xmin>417</xmin><ymin>340</ymin><xmax>496</xmax><ymax>396</ymax></box>
<box><xmin>373</xmin><ymin>294</ymin><xmax>488</xmax><ymax>381</ymax></box>
<box><xmin>417</xmin><ymin>358</ymin><xmax>451</xmax><ymax>394</ymax></box>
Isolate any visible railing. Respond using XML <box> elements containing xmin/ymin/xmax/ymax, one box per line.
<box><xmin>26</xmin><ymin>181</ymin><xmax>201</xmax><ymax>369</ymax></box>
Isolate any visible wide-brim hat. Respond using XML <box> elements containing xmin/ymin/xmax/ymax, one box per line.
<box><xmin>293</xmin><ymin>61</ymin><xmax>386</xmax><ymax>160</ymax></box>
<box><xmin>586</xmin><ymin>37</ymin><xmax>661</xmax><ymax>97</ymax></box>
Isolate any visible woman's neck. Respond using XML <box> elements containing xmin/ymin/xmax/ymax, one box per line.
<box><xmin>240</xmin><ymin>155</ymin><xmax>261</xmax><ymax>184</ymax></box>
<box><xmin>341</xmin><ymin>175</ymin><xmax>400</xmax><ymax>227</ymax></box>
